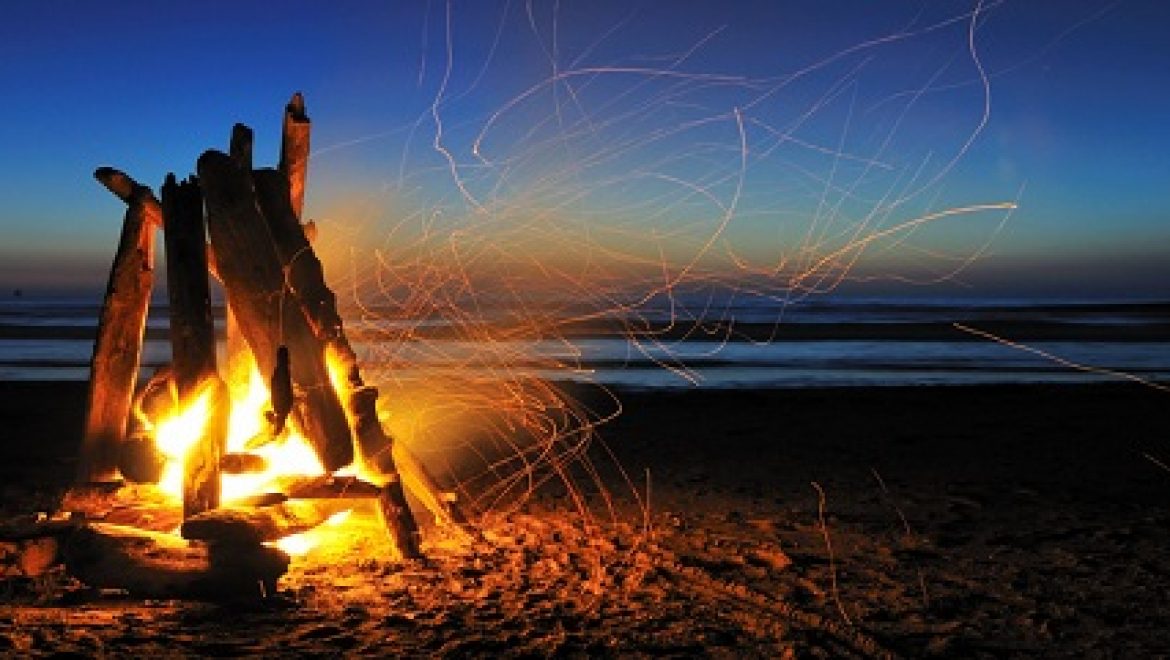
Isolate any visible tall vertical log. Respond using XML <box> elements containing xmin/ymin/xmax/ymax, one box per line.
<box><xmin>78</xmin><ymin>170</ymin><xmax>158</xmax><ymax>483</ymax></box>
<box><xmin>161</xmin><ymin>175</ymin><xmax>216</xmax><ymax>395</ymax></box>
<box><xmin>223</xmin><ymin>123</ymin><xmax>256</xmax><ymax>390</ymax></box>
<box><xmin>278</xmin><ymin>92</ymin><xmax>310</xmax><ymax>220</ymax></box>
<box><xmin>198</xmin><ymin>149</ymin><xmax>354</xmax><ymax>472</ymax></box>
<box><xmin>161</xmin><ymin>174</ymin><xmax>226</xmax><ymax>517</ymax></box>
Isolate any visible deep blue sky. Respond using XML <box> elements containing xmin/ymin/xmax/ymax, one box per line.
<box><xmin>0</xmin><ymin>0</ymin><xmax>1165</xmax><ymax>299</ymax></box>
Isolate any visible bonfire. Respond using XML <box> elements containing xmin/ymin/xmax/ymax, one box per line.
<box><xmin>2</xmin><ymin>94</ymin><xmax>469</xmax><ymax>599</ymax></box>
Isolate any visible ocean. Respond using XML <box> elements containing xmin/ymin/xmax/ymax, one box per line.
<box><xmin>1</xmin><ymin>295</ymin><xmax>1167</xmax><ymax>389</ymax></box>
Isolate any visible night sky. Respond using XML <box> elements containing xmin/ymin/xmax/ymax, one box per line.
<box><xmin>0</xmin><ymin>0</ymin><xmax>1165</xmax><ymax>298</ymax></box>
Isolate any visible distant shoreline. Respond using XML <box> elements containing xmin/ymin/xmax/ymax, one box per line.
<box><xmin>3</xmin><ymin>319</ymin><xmax>1168</xmax><ymax>343</ymax></box>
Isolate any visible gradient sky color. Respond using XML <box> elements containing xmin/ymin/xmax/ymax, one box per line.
<box><xmin>0</xmin><ymin>0</ymin><xmax>1165</xmax><ymax>299</ymax></box>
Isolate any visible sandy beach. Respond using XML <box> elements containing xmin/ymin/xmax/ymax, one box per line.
<box><xmin>2</xmin><ymin>380</ymin><xmax>1169</xmax><ymax>657</ymax></box>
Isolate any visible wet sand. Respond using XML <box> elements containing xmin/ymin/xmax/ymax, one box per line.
<box><xmin>2</xmin><ymin>381</ymin><xmax>1168</xmax><ymax>656</ymax></box>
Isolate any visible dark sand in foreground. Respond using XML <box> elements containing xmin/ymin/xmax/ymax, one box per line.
<box><xmin>2</xmin><ymin>381</ymin><xmax>1168</xmax><ymax>656</ymax></box>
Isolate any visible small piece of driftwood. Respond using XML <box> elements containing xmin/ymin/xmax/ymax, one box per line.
<box><xmin>220</xmin><ymin>452</ymin><xmax>268</xmax><ymax>474</ymax></box>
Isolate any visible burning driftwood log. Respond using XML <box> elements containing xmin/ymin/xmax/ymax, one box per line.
<box><xmin>58</xmin><ymin>92</ymin><xmax>477</xmax><ymax>600</ymax></box>
<box><xmin>161</xmin><ymin>174</ymin><xmax>228</xmax><ymax>518</ymax></box>
<box><xmin>77</xmin><ymin>170</ymin><xmax>160</xmax><ymax>483</ymax></box>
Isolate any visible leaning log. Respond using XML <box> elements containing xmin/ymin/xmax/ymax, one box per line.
<box><xmin>392</xmin><ymin>441</ymin><xmax>469</xmax><ymax>528</ymax></box>
<box><xmin>279</xmin><ymin>92</ymin><xmax>310</xmax><ymax>219</ymax></box>
<box><xmin>180</xmin><ymin>500</ymin><xmax>348</xmax><ymax>545</ymax></box>
<box><xmin>63</xmin><ymin>523</ymin><xmax>289</xmax><ymax>600</ymax></box>
<box><xmin>198</xmin><ymin>148</ymin><xmax>353</xmax><ymax>472</ymax></box>
<box><xmin>378</xmin><ymin>476</ymin><xmax>422</xmax><ymax>559</ymax></box>
<box><xmin>78</xmin><ymin>171</ymin><xmax>158</xmax><ymax>483</ymax></box>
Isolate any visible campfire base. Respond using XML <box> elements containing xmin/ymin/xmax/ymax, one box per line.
<box><xmin>63</xmin><ymin>522</ymin><xmax>289</xmax><ymax>601</ymax></box>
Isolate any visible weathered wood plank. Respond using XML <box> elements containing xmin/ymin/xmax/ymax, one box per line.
<box><xmin>78</xmin><ymin>171</ymin><xmax>158</xmax><ymax>482</ymax></box>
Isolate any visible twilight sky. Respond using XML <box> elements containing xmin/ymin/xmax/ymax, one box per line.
<box><xmin>0</xmin><ymin>0</ymin><xmax>1165</xmax><ymax>299</ymax></box>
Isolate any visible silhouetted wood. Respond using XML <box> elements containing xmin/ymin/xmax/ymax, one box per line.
<box><xmin>180</xmin><ymin>500</ymin><xmax>347</xmax><ymax>545</ymax></box>
<box><xmin>63</xmin><ymin>522</ymin><xmax>289</xmax><ymax>600</ymax></box>
<box><xmin>198</xmin><ymin>148</ymin><xmax>353</xmax><ymax>472</ymax></box>
<box><xmin>232</xmin><ymin>493</ymin><xmax>289</xmax><ymax>508</ymax></box>
<box><xmin>162</xmin><ymin>174</ymin><xmax>227</xmax><ymax>518</ymax></box>
<box><xmin>78</xmin><ymin>171</ymin><xmax>158</xmax><ymax>483</ymax></box>
<box><xmin>279</xmin><ymin>92</ymin><xmax>310</xmax><ymax>219</ymax></box>
<box><xmin>229</xmin><ymin>123</ymin><xmax>253</xmax><ymax>170</ymax></box>
<box><xmin>252</xmin><ymin>170</ymin><xmax>343</xmax><ymax>340</ymax></box>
